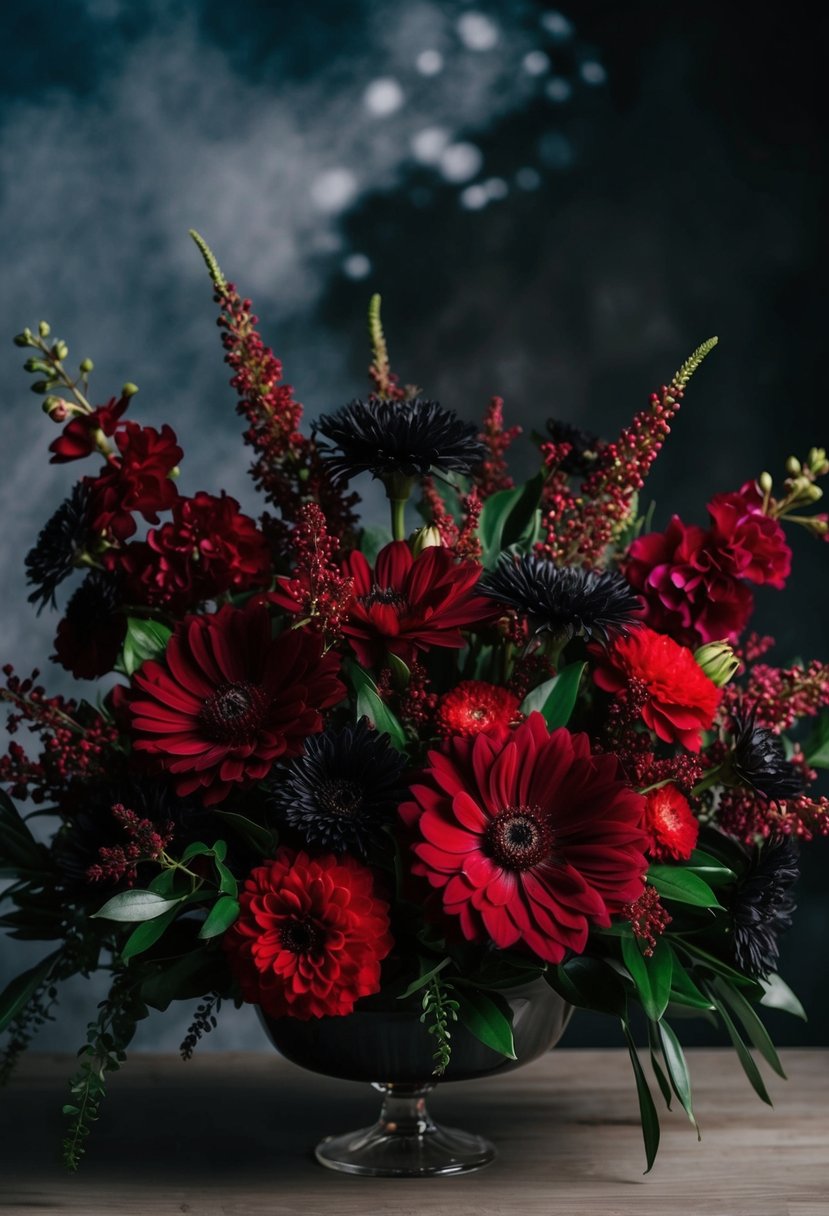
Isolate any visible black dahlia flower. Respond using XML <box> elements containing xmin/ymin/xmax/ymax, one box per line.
<box><xmin>545</xmin><ymin>419</ymin><xmax>602</xmax><ymax>475</ymax></box>
<box><xmin>25</xmin><ymin>481</ymin><xmax>93</xmax><ymax>611</ymax></box>
<box><xmin>730</xmin><ymin>710</ymin><xmax>806</xmax><ymax>801</ymax></box>
<box><xmin>314</xmin><ymin>397</ymin><xmax>485</xmax><ymax>483</ymax></box>
<box><xmin>268</xmin><ymin>717</ymin><xmax>409</xmax><ymax>858</ymax></box>
<box><xmin>729</xmin><ymin>836</ymin><xmax>798</xmax><ymax>979</ymax></box>
<box><xmin>52</xmin><ymin>571</ymin><xmax>126</xmax><ymax>680</ymax></box>
<box><xmin>480</xmin><ymin>555</ymin><xmax>642</xmax><ymax>644</ymax></box>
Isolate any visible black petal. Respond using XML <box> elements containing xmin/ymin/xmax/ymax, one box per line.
<box><xmin>268</xmin><ymin>717</ymin><xmax>409</xmax><ymax>858</ymax></box>
<box><xmin>25</xmin><ymin>481</ymin><xmax>93</xmax><ymax>612</ymax></box>
<box><xmin>729</xmin><ymin>836</ymin><xmax>798</xmax><ymax>979</ymax></box>
<box><xmin>479</xmin><ymin>555</ymin><xmax>641</xmax><ymax>644</ymax></box>
<box><xmin>314</xmin><ymin>397</ymin><xmax>486</xmax><ymax>483</ymax></box>
<box><xmin>545</xmin><ymin>419</ymin><xmax>602</xmax><ymax>475</ymax></box>
<box><xmin>731</xmin><ymin>710</ymin><xmax>806</xmax><ymax>801</ymax></box>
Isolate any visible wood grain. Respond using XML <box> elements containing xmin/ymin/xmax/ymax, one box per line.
<box><xmin>1</xmin><ymin>1049</ymin><xmax>827</xmax><ymax>1215</ymax></box>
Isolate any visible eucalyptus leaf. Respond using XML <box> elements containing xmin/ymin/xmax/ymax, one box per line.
<box><xmin>92</xmin><ymin>889</ymin><xmax>183</xmax><ymax>923</ymax></box>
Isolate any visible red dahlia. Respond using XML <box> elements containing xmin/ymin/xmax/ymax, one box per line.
<box><xmin>707</xmin><ymin>483</ymin><xmax>791</xmax><ymax>589</ymax></box>
<box><xmin>400</xmin><ymin>713</ymin><xmax>648</xmax><ymax>963</ymax></box>
<box><xmin>592</xmin><ymin>626</ymin><xmax>721</xmax><ymax>752</ymax></box>
<box><xmin>643</xmin><ymin>784</ymin><xmax>699</xmax><ymax>861</ymax></box>
<box><xmin>129</xmin><ymin>603</ymin><xmax>344</xmax><ymax>805</ymax></box>
<box><xmin>224</xmin><ymin>848</ymin><xmax>393</xmax><ymax>1020</ymax></box>
<box><xmin>436</xmin><ymin>681</ymin><xmax>521</xmax><ymax>738</ymax></box>
<box><xmin>341</xmin><ymin>540</ymin><xmax>494</xmax><ymax>667</ymax></box>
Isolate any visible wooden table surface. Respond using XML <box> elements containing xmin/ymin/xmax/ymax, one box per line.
<box><xmin>1</xmin><ymin>1049</ymin><xmax>827</xmax><ymax>1216</ymax></box>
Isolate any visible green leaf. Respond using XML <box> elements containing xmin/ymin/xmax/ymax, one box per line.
<box><xmin>0</xmin><ymin>949</ymin><xmax>61</xmax><ymax>1034</ymax></box>
<box><xmin>657</xmin><ymin>1020</ymin><xmax>700</xmax><ymax>1135</ymax></box>
<box><xmin>803</xmin><ymin>711</ymin><xmax>829</xmax><ymax>768</ymax></box>
<box><xmin>0</xmin><ymin>789</ymin><xmax>48</xmax><ymax>872</ymax></box>
<box><xmin>478</xmin><ymin>472</ymin><xmax>545</xmax><ymax>567</ymax></box>
<box><xmin>213</xmin><ymin>811</ymin><xmax>277</xmax><ymax>857</ymax></box>
<box><xmin>198</xmin><ymin>896</ymin><xmax>240</xmax><ymax>940</ymax></box>
<box><xmin>387</xmin><ymin>652</ymin><xmax>411</xmax><ymax>689</ymax></box>
<box><xmin>398</xmin><ymin>957</ymin><xmax>451</xmax><ymax>1000</ymax></box>
<box><xmin>92</xmin><ymin>889</ymin><xmax>183</xmax><ymax>923</ymax></box>
<box><xmin>121</xmin><ymin>905</ymin><xmax>180</xmax><ymax>962</ymax></box>
<box><xmin>759</xmin><ymin>972</ymin><xmax>807</xmax><ymax>1021</ymax></box>
<box><xmin>215</xmin><ymin>857</ymin><xmax>238</xmax><ymax>898</ymax></box>
<box><xmin>646</xmin><ymin>1021</ymin><xmax>673</xmax><ymax>1109</ymax></box>
<box><xmin>139</xmin><ymin>949</ymin><xmax>217</xmax><ymax>1011</ymax></box>
<box><xmin>621</xmin><ymin>936</ymin><xmax>673</xmax><ymax>1022</ymax></box>
<box><xmin>621</xmin><ymin>1019</ymin><xmax>660</xmax><ymax>1173</ymax></box>
<box><xmin>356</xmin><ymin>687</ymin><xmax>407</xmax><ymax>750</ymax></box>
<box><xmin>647</xmin><ymin>865</ymin><xmax>722</xmax><ymax>908</ymax></box>
<box><xmin>455</xmin><ymin>988</ymin><xmax>517</xmax><ymax>1059</ymax></box>
<box><xmin>538</xmin><ymin>661</ymin><xmax>586</xmax><ymax>730</ymax></box>
<box><xmin>710</xmin><ymin>976</ymin><xmax>786</xmax><ymax>1078</ymax></box>
<box><xmin>343</xmin><ymin>656</ymin><xmax>379</xmax><ymax>697</ymax></box>
<box><xmin>118</xmin><ymin>617</ymin><xmax>172</xmax><ymax>676</ymax></box>
<box><xmin>705</xmin><ymin>982</ymin><xmax>773</xmax><ymax>1106</ymax></box>
<box><xmin>676</xmin><ymin>943</ymin><xmax>764</xmax><ymax>994</ymax></box>
<box><xmin>547</xmin><ymin>955</ymin><xmax>626</xmax><ymax>1016</ymax></box>
<box><xmin>180</xmin><ymin>841</ymin><xmax>214</xmax><ymax>862</ymax></box>
<box><xmin>668</xmin><ymin>956</ymin><xmax>715</xmax><ymax>1010</ymax></box>
<box><xmin>683</xmin><ymin>849</ymin><xmax>736</xmax><ymax>887</ymax></box>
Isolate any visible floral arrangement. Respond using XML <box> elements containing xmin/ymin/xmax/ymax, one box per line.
<box><xmin>2</xmin><ymin>232</ymin><xmax>828</xmax><ymax>1173</ymax></box>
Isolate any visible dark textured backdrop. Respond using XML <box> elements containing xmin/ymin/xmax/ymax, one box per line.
<box><xmin>0</xmin><ymin>0</ymin><xmax>826</xmax><ymax>1051</ymax></box>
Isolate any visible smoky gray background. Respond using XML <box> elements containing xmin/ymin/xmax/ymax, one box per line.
<box><xmin>0</xmin><ymin>0</ymin><xmax>826</xmax><ymax>1052</ymax></box>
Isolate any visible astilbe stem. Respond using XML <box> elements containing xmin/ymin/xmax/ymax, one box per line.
<box><xmin>475</xmin><ymin>396</ymin><xmax>522</xmax><ymax>499</ymax></box>
<box><xmin>368</xmin><ymin>294</ymin><xmax>407</xmax><ymax>401</ymax></box>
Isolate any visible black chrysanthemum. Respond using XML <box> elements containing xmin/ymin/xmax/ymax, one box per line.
<box><xmin>268</xmin><ymin>717</ymin><xmax>409</xmax><ymax>858</ymax></box>
<box><xmin>480</xmin><ymin>555</ymin><xmax>642</xmax><ymax>644</ymax></box>
<box><xmin>314</xmin><ymin>397</ymin><xmax>486</xmax><ymax>483</ymax></box>
<box><xmin>52</xmin><ymin>571</ymin><xmax>126</xmax><ymax>680</ymax></box>
<box><xmin>545</xmin><ymin>419</ymin><xmax>602</xmax><ymax>475</ymax></box>
<box><xmin>25</xmin><ymin>481</ymin><xmax>92</xmax><ymax>612</ymax></box>
<box><xmin>730</xmin><ymin>710</ymin><xmax>806</xmax><ymax>801</ymax></box>
<box><xmin>52</xmin><ymin>778</ymin><xmax>202</xmax><ymax>897</ymax></box>
<box><xmin>730</xmin><ymin>836</ymin><xmax>798</xmax><ymax>979</ymax></box>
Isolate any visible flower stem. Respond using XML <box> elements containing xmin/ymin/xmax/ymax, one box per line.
<box><xmin>390</xmin><ymin>497</ymin><xmax>407</xmax><ymax>542</ymax></box>
<box><xmin>691</xmin><ymin>764</ymin><xmax>727</xmax><ymax>797</ymax></box>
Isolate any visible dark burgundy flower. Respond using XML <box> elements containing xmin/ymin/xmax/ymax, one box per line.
<box><xmin>89</xmin><ymin>422</ymin><xmax>183</xmax><ymax>541</ymax></box>
<box><xmin>730</xmin><ymin>709</ymin><xmax>806</xmax><ymax>801</ymax></box>
<box><xmin>707</xmin><ymin>483</ymin><xmax>792</xmax><ymax>589</ymax></box>
<box><xmin>436</xmin><ymin>681</ymin><xmax>521</xmax><ymax>739</ymax></box>
<box><xmin>341</xmin><ymin>540</ymin><xmax>494</xmax><ymax>667</ymax></box>
<box><xmin>25</xmin><ymin>482</ymin><xmax>93</xmax><ymax>611</ymax></box>
<box><xmin>592</xmin><ymin>625</ymin><xmax>722</xmax><ymax>752</ymax></box>
<box><xmin>545</xmin><ymin>419</ymin><xmax>602</xmax><ymax>475</ymax></box>
<box><xmin>626</xmin><ymin>515</ymin><xmax>754</xmax><ymax>647</ymax></box>
<box><xmin>49</xmin><ymin>394</ymin><xmax>130</xmax><ymax>464</ymax></box>
<box><xmin>643</xmin><ymin>784</ymin><xmax>699</xmax><ymax>861</ymax></box>
<box><xmin>129</xmin><ymin>603</ymin><xmax>345</xmax><ymax>805</ymax></box>
<box><xmin>52</xmin><ymin>572</ymin><xmax>126</xmax><ymax>680</ymax></box>
<box><xmin>400</xmin><ymin>713</ymin><xmax>648</xmax><ymax>963</ymax></box>
<box><xmin>224</xmin><ymin>847</ymin><xmax>393</xmax><ymax>1019</ymax></box>
<box><xmin>111</xmin><ymin>491</ymin><xmax>271</xmax><ymax>612</ymax></box>
<box><xmin>728</xmin><ymin>836</ymin><xmax>798</xmax><ymax>979</ymax></box>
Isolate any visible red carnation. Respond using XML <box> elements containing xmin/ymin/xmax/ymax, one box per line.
<box><xmin>49</xmin><ymin>394</ymin><xmax>130</xmax><ymax>464</ymax></box>
<box><xmin>436</xmin><ymin>681</ymin><xmax>521</xmax><ymax>738</ymax></box>
<box><xmin>401</xmin><ymin>713</ymin><xmax>648</xmax><ymax>963</ymax></box>
<box><xmin>89</xmin><ymin>422</ymin><xmax>183</xmax><ymax>541</ymax></box>
<box><xmin>129</xmin><ymin>603</ymin><xmax>344</xmax><ymax>805</ymax></box>
<box><xmin>341</xmin><ymin>540</ymin><xmax>494</xmax><ymax>667</ymax></box>
<box><xmin>592</xmin><ymin>626</ymin><xmax>722</xmax><ymax>752</ymax></box>
<box><xmin>224</xmin><ymin>848</ymin><xmax>393</xmax><ymax>1020</ymax></box>
<box><xmin>626</xmin><ymin>516</ymin><xmax>753</xmax><ymax>648</ymax></box>
<box><xmin>643</xmin><ymin>784</ymin><xmax>699</xmax><ymax>861</ymax></box>
<box><xmin>112</xmin><ymin>491</ymin><xmax>271</xmax><ymax>613</ymax></box>
<box><xmin>707</xmin><ymin>483</ymin><xmax>791</xmax><ymax>589</ymax></box>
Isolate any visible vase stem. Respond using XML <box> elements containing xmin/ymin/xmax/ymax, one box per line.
<box><xmin>374</xmin><ymin>1083</ymin><xmax>436</xmax><ymax>1137</ymax></box>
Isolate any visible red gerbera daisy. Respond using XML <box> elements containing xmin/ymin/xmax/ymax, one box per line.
<box><xmin>643</xmin><ymin>784</ymin><xmax>699</xmax><ymax>861</ymax></box>
<box><xmin>129</xmin><ymin>603</ymin><xmax>344</xmax><ymax>805</ymax></box>
<box><xmin>224</xmin><ymin>847</ymin><xmax>393</xmax><ymax>1020</ymax></box>
<box><xmin>340</xmin><ymin>540</ymin><xmax>494</xmax><ymax>667</ymax></box>
<box><xmin>400</xmin><ymin>712</ymin><xmax>648</xmax><ymax>963</ymax></box>
<box><xmin>436</xmin><ymin>680</ymin><xmax>521</xmax><ymax>739</ymax></box>
<box><xmin>592</xmin><ymin>626</ymin><xmax>722</xmax><ymax>752</ymax></box>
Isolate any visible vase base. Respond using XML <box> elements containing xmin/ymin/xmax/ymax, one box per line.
<box><xmin>315</xmin><ymin>1120</ymin><xmax>496</xmax><ymax>1177</ymax></box>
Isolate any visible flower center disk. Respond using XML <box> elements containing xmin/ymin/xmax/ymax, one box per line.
<box><xmin>360</xmin><ymin>583</ymin><xmax>407</xmax><ymax>610</ymax></box>
<box><xmin>485</xmin><ymin>805</ymin><xmax>552</xmax><ymax>871</ymax></box>
<box><xmin>279</xmin><ymin>916</ymin><xmax>324</xmax><ymax>955</ymax></box>
<box><xmin>199</xmin><ymin>681</ymin><xmax>269</xmax><ymax>745</ymax></box>
<box><xmin>317</xmin><ymin>778</ymin><xmax>365</xmax><ymax>817</ymax></box>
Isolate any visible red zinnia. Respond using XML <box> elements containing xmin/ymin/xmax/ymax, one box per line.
<box><xmin>643</xmin><ymin>784</ymin><xmax>699</xmax><ymax>861</ymax></box>
<box><xmin>129</xmin><ymin>603</ymin><xmax>344</xmax><ymax>805</ymax></box>
<box><xmin>340</xmin><ymin>540</ymin><xmax>494</xmax><ymax>667</ymax></box>
<box><xmin>224</xmin><ymin>848</ymin><xmax>393</xmax><ymax>1020</ymax></box>
<box><xmin>436</xmin><ymin>681</ymin><xmax>521</xmax><ymax>738</ymax></box>
<box><xmin>592</xmin><ymin>626</ymin><xmax>722</xmax><ymax>752</ymax></box>
<box><xmin>89</xmin><ymin>422</ymin><xmax>183</xmax><ymax>540</ymax></box>
<box><xmin>401</xmin><ymin>713</ymin><xmax>648</xmax><ymax>963</ymax></box>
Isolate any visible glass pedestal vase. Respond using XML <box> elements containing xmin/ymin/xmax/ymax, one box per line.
<box><xmin>259</xmin><ymin>977</ymin><xmax>572</xmax><ymax>1177</ymax></box>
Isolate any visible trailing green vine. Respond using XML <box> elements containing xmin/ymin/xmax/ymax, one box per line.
<box><xmin>180</xmin><ymin>992</ymin><xmax>222</xmax><ymax>1061</ymax></box>
<box><xmin>420</xmin><ymin>975</ymin><xmax>459</xmax><ymax>1077</ymax></box>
